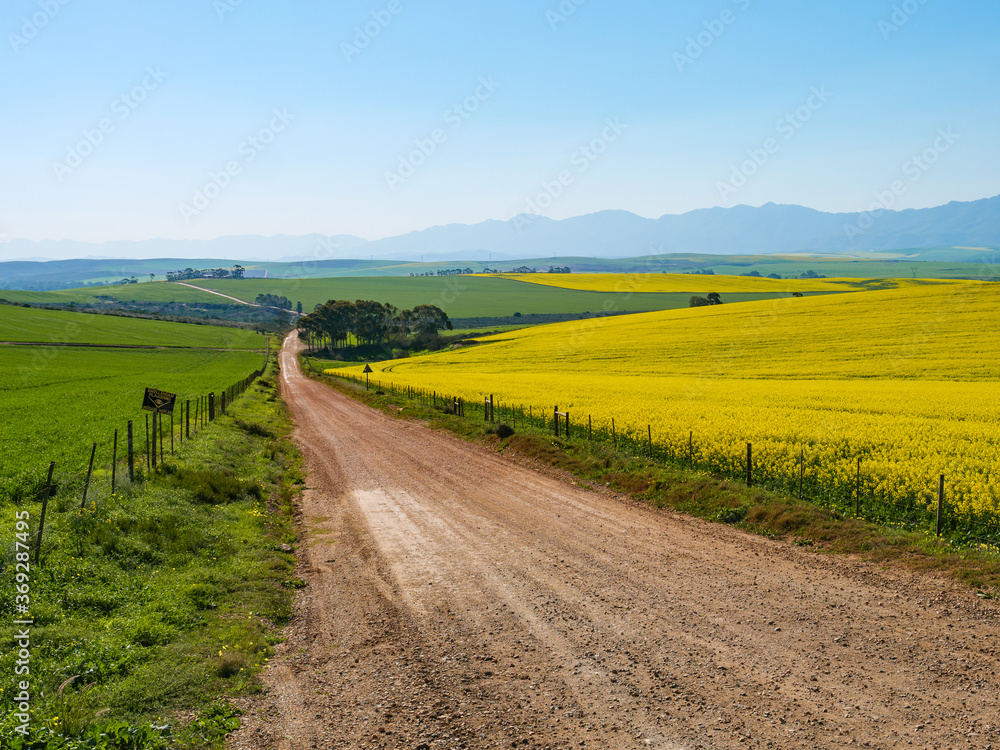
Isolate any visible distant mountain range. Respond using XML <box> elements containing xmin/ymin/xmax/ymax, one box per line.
<box><xmin>1</xmin><ymin>195</ymin><xmax>997</xmax><ymax>285</ymax></box>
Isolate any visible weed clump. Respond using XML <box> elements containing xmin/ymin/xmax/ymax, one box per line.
<box><xmin>234</xmin><ymin>418</ymin><xmax>275</xmax><ymax>439</ymax></box>
<box><xmin>161</xmin><ymin>464</ymin><xmax>263</xmax><ymax>504</ymax></box>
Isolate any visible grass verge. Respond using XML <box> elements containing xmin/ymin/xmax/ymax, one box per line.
<box><xmin>1</xmin><ymin>363</ymin><xmax>302</xmax><ymax>749</ymax></box>
<box><xmin>304</xmin><ymin>357</ymin><xmax>1000</xmax><ymax>596</ymax></box>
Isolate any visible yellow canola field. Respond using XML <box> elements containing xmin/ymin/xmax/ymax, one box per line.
<box><xmin>491</xmin><ymin>272</ymin><xmax>966</xmax><ymax>295</ymax></box>
<box><xmin>337</xmin><ymin>282</ymin><xmax>1000</xmax><ymax>519</ymax></box>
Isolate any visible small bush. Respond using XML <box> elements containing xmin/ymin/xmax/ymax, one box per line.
<box><xmin>234</xmin><ymin>418</ymin><xmax>274</xmax><ymax>439</ymax></box>
<box><xmin>716</xmin><ymin>505</ymin><xmax>748</xmax><ymax>524</ymax></box>
<box><xmin>188</xmin><ymin>583</ymin><xmax>221</xmax><ymax>610</ymax></box>
<box><xmin>162</xmin><ymin>465</ymin><xmax>262</xmax><ymax>505</ymax></box>
<box><xmin>216</xmin><ymin>651</ymin><xmax>249</xmax><ymax>679</ymax></box>
<box><xmin>495</xmin><ymin>423</ymin><xmax>515</xmax><ymax>439</ymax></box>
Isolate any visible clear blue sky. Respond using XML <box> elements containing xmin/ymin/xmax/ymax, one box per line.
<box><xmin>2</xmin><ymin>0</ymin><xmax>997</xmax><ymax>245</ymax></box>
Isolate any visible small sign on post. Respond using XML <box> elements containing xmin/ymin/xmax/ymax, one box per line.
<box><xmin>142</xmin><ymin>387</ymin><xmax>176</xmax><ymax>415</ymax></box>
<box><xmin>554</xmin><ymin>406</ymin><xmax>569</xmax><ymax>438</ymax></box>
<box><xmin>363</xmin><ymin>364</ymin><xmax>373</xmax><ymax>391</ymax></box>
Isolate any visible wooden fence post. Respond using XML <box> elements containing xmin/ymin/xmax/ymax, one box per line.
<box><xmin>647</xmin><ymin>425</ymin><xmax>652</xmax><ymax>458</ymax></box>
<box><xmin>855</xmin><ymin>457</ymin><xmax>862</xmax><ymax>516</ymax></box>
<box><xmin>209</xmin><ymin>393</ymin><xmax>215</xmax><ymax>421</ymax></box>
<box><xmin>35</xmin><ymin>462</ymin><xmax>55</xmax><ymax>566</ymax></box>
<box><xmin>186</xmin><ymin>400</ymin><xmax>190</xmax><ymax>439</ymax></box>
<box><xmin>798</xmin><ymin>447</ymin><xmax>804</xmax><ymax>500</ymax></box>
<box><xmin>554</xmin><ymin>406</ymin><xmax>559</xmax><ymax>437</ymax></box>
<box><xmin>689</xmin><ymin>430</ymin><xmax>693</xmax><ymax>468</ymax></box>
<box><xmin>589</xmin><ymin>415</ymin><xmax>592</xmax><ymax>441</ymax></box>
<box><xmin>111</xmin><ymin>429</ymin><xmax>118</xmax><ymax>494</ymax></box>
<box><xmin>746</xmin><ymin>443</ymin><xmax>752</xmax><ymax>487</ymax></box>
<box><xmin>127</xmin><ymin>421</ymin><xmax>134</xmax><ymax>483</ymax></box>
<box><xmin>149</xmin><ymin>414</ymin><xmax>156</xmax><ymax>469</ymax></box>
<box><xmin>81</xmin><ymin>442</ymin><xmax>97</xmax><ymax>508</ymax></box>
<box><xmin>936</xmin><ymin>475</ymin><xmax>945</xmax><ymax>537</ymax></box>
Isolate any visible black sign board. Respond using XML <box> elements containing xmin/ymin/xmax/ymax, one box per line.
<box><xmin>363</xmin><ymin>364</ymin><xmax>373</xmax><ymax>373</ymax></box>
<box><xmin>142</xmin><ymin>387</ymin><xmax>177</xmax><ymax>415</ymax></box>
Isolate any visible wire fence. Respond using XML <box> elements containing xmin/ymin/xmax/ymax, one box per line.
<box><xmin>328</xmin><ymin>369</ymin><xmax>1000</xmax><ymax>553</ymax></box>
<box><xmin>7</xmin><ymin>350</ymin><xmax>272</xmax><ymax>565</ymax></box>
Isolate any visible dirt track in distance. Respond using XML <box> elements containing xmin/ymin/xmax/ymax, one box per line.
<box><xmin>229</xmin><ymin>333</ymin><xmax>1000</xmax><ymax>750</ymax></box>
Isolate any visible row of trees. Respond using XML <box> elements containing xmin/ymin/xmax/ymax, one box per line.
<box><xmin>297</xmin><ymin>300</ymin><xmax>453</xmax><ymax>350</ymax></box>
<box><xmin>255</xmin><ymin>293</ymin><xmax>293</xmax><ymax>310</ymax></box>
<box><xmin>165</xmin><ymin>266</ymin><xmax>245</xmax><ymax>282</ymax></box>
<box><xmin>406</xmin><ymin>265</ymin><xmax>562</xmax><ymax>277</ymax></box>
<box><xmin>739</xmin><ymin>270</ymin><xmax>827</xmax><ymax>279</ymax></box>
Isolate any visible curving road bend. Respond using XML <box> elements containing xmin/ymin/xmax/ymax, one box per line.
<box><xmin>230</xmin><ymin>333</ymin><xmax>1000</xmax><ymax>750</ymax></box>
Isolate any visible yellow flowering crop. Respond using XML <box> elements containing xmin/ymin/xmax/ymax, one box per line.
<box><xmin>487</xmin><ymin>272</ymin><xmax>969</xmax><ymax>295</ymax></box>
<box><xmin>337</xmin><ymin>282</ymin><xmax>1000</xmax><ymax>520</ymax></box>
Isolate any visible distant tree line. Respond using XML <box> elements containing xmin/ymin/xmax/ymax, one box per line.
<box><xmin>408</xmin><ymin>265</ymin><xmax>544</xmax><ymax>277</ymax></box>
<box><xmin>297</xmin><ymin>300</ymin><xmax>452</xmax><ymax>351</ymax></box>
<box><xmin>165</xmin><ymin>265</ymin><xmax>245</xmax><ymax>282</ymax></box>
<box><xmin>255</xmin><ymin>293</ymin><xmax>293</xmax><ymax>310</ymax></box>
<box><xmin>547</xmin><ymin>266</ymin><xmax>572</xmax><ymax>273</ymax></box>
<box><xmin>689</xmin><ymin>292</ymin><xmax>723</xmax><ymax>307</ymax></box>
<box><xmin>738</xmin><ymin>269</ymin><xmax>825</xmax><ymax>279</ymax></box>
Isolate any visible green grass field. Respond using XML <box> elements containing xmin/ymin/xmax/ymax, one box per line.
<box><xmin>0</xmin><ymin>277</ymin><xmax>807</xmax><ymax>318</ymax></box>
<box><xmin>0</xmin><ymin>283</ymin><xmax>227</xmax><ymax>306</ymax></box>
<box><xmin>0</xmin><ymin>347</ymin><xmax>267</xmax><ymax>495</ymax></box>
<box><xmin>0</xmin><ymin>308</ymin><xmax>268</xmax><ymax>501</ymax></box>
<box><xmin>0</xmin><ymin>304</ymin><xmax>265</xmax><ymax>348</ymax></box>
<box><xmin>184</xmin><ymin>276</ymin><xmax>815</xmax><ymax>318</ymax></box>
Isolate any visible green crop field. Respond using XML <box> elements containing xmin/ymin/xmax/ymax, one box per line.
<box><xmin>0</xmin><ymin>304</ymin><xmax>265</xmax><ymax>348</ymax></box>
<box><xmin>0</xmin><ymin>282</ymin><xmax>226</xmax><ymax>305</ymax></box>
<box><xmin>0</xmin><ymin>346</ymin><xmax>267</xmax><ymax>495</ymax></box>
<box><xmin>0</xmin><ymin>307</ymin><xmax>268</xmax><ymax>502</ymax></box>
<box><xmin>184</xmin><ymin>276</ymin><xmax>816</xmax><ymax>318</ymax></box>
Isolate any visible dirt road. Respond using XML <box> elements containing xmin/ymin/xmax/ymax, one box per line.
<box><xmin>174</xmin><ymin>282</ymin><xmax>303</xmax><ymax>315</ymax></box>
<box><xmin>230</xmin><ymin>334</ymin><xmax>1000</xmax><ymax>749</ymax></box>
